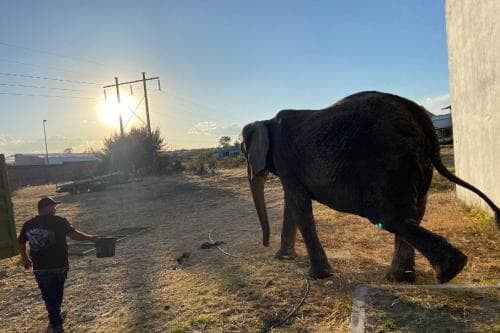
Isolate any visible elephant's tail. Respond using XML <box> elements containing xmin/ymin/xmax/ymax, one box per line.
<box><xmin>430</xmin><ymin>155</ymin><xmax>499</xmax><ymax>228</ymax></box>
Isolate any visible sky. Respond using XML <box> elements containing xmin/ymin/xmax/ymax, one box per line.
<box><xmin>0</xmin><ymin>0</ymin><xmax>451</xmax><ymax>155</ymax></box>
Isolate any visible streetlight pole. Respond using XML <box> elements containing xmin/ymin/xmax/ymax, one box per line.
<box><xmin>43</xmin><ymin>120</ymin><xmax>49</xmax><ymax>165</ymax></box>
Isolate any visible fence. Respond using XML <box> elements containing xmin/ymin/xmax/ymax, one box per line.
<box><xmin>7</xmin><ymin>160</ymin><xmax>98</xmax><ymax>189</ymax></box>
<box><xmin>0</xmin><ymin>154</ymin><xmax>18</xmax><ymax>260</ymax></box>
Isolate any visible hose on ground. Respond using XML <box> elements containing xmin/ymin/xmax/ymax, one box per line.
<box><xmin>208</xmin><ymin>229</ymin><xmax>310</xmax><ymax>332</ymax></box>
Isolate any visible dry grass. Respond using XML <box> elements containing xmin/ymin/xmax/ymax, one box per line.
<box><xmin>364</xmin><ymin>287</ymin><xmax>499</xmax><ymax>332</ymax></box>
<box><xmin>0</xmin><ymin>148</ymin><xmax>498</xmax><ymax>332</ymax></box>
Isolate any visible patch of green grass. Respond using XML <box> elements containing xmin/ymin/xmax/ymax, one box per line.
<box><xmin>399</xmin><ymin>290</ymin><xmax>475</xmax><ymax>314</ymax></box>
<box><xmin>170</xmin><ymin>315</ymin><xmax>211</xmax><ymax>333</ymax></box>
<box><xmin>375</xmin><ymin>313</ymin><xmax>397</xmax><ymax>333</ymax></box>
<box><xmin>170</xmin><ymin>324</ymin><xmax>189</xmax><ymax>333</ymax></box>
<box><xmin>466</xmin><ymin>208</ymin><xmax>496</xmax><ymax>235</ymax></box>
<box><xmin>187</xmin><ymin>314</ymin><xmax>210</xmax><ymax>326</ymax></box>
<box><xmin>478</xmin><ymin>323</ymin><xmax>500</xmax><ymax>333</ymax></box>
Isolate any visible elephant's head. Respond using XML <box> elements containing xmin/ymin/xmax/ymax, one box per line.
<box><xmin>242</xmin><ymin>121</ymin><xmax>270</xmax><ymax>247</ymax></box>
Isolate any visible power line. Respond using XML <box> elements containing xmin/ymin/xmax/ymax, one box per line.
<box><xmin>0</xmin><ymin>58</ymin><xmax>80</xmax><ymax>74</ymax></box>
<box><xmin>0</xmin><ymin>40</ymin><xmax>141</xmax><ymax>74</ymax></box>
<box><xmin>0</xmin><ymin>41</ymin><xmax>107</xmax><ymax>67</ymax></box>
<box><xmin>0</xmin><ymin>82</ymin><xmax>88</xmax><ymax>92</ymax></box>
<box><xmin>157</xmin><ymin>89</ymin><xmax>224</xmax><ymax>115</ymax></box>
<box><xmin>0</xmin><ymin>58</ymin><xmax>112</xmax><ymax>81</ymax></box>
<box><xmin>152</xmin><ymin>89</ymin><xmax>243</xmax><ymax>124</ymax></box>
<box><xmin>150</xmin><ymin>102</ymin><xmax>242</xmax><ymax>131</ymax></box>
<box><xmin>0</xmin><ymin>71</ymin><xmax>104</xmax><ymax>85</ymax></box>
<box><xmin>0</xmin><ymin>91</ymin><xmax>99</xmax><ymax>100</ymax></box>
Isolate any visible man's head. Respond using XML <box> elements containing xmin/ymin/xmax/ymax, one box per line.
<box><xmin>37</xmin><ymin>197</ymin><xmax>60</xmax><ymax>216</ymax></box>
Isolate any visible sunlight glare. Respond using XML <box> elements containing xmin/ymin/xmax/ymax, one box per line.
<box><xmin>97</xmin><ymin>95</ymin><xmax>140</xmax><ymax>128</ymax></box>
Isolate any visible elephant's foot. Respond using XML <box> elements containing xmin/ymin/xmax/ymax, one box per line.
<box><xmin>309</xmin><ymin>264</ymin><xmax>333</xmax><ymax>279</ymax></box>
<box><xmin>435</xmin><ymin>249</ymin><xmax>467</xmax><ymax>283</ymax></box>
<box><xmin>385</xmin><ymin>269</ymin><xmax>416</xmax><ymax>283</ymax></box>
<box><xmin>274</xmin><ymin>248</ymin><xmax>298</xmax><ymax>260</ymax></box>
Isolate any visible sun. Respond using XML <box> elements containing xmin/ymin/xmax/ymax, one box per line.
<box><xmin>97</xmin><ymin>95</ymin><xmax>141</xmax><ymax>128</ymax></box>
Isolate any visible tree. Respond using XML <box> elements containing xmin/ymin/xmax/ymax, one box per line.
<box><xmin>63</xmin><ymin>147</ymin><xmax>73</xmax><ymax>154</ymax></box>
<box><xmin>218</xmin><ymin>136</ymin><xmax>231</xmax><ymax>148</ymax></box>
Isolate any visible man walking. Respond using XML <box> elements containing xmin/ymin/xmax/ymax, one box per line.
<box><xmin>18</xmin><ymin>197</ymin><xmax>98</xmax><ymax>333</ymax></box>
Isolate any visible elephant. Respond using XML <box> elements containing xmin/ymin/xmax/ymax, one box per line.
<box><xmin>242</xmin><ymin>91</ymin><xmax>499</xmax><ymax>283</ymax></box>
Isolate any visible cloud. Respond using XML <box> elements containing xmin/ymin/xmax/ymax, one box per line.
<box><xmin>187</xmin><ymin>121</ymin><xmax>218</xmax><ymax>136</ymax></box>
<box><xmin>420</xmin><ymin>94</ymin><xmax>450</xmax><ymax>115</ymax></box>
<box><xmin>0</xmin><ymin>135</ymin><xmax>25</xmax><ymax>147</ymax></box>
<box><xmin>188</xmin><ymin>121</ymin><xmax>242</xmax><ymax>137</ymax></box>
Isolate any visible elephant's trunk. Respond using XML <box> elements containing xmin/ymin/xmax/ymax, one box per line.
<box><xmin>249</xmin><ymin>169</ymin><xmax>270</xmax><ymax>247</ymax></box>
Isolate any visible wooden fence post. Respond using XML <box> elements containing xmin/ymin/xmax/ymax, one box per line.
<box><xmin>0</xmin><ymin>154</ymin><xmax>18</xmax><ymax>259</ymax></box>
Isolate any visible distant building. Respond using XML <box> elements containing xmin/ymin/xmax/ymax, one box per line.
<box><xmin>431</xmin><ymin>113</ymin><xmax>453</xmax><ymax>144</ymax></box>
<box><xmin>214</xmin><ymin>147</ymin><xmax>242</xmax><ymax>159</ymax></box>
<box><xmin>14</xmin><ymin>154</ymin><xmax>46</xmax><ymax>166</ymax></box>
<box><xmin>14</xmin><ymin>153</ymin><xmax>98</xmax><ymax>166</ymax></box>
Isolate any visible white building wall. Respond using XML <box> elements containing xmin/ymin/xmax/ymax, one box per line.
<box><xmin>445</xmin><ymin>0</ymin><xmax>500</xmax><ymax>214</ymax></box>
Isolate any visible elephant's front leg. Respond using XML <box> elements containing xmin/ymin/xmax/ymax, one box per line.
<box><xmin>274</xmin><ymin>206</ymin><xmax>298</xmax><ymax>260</ymax></box>
<box><xmin>284</xmin><ymin>187</ymin><xmax>332</xmax><ymax>279</ymax></box>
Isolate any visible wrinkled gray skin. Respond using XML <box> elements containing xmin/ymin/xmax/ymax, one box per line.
<box><xmin>242</xmin><ymin>91</ymin><xmax>499</xmax><ymax>283</ymax></box>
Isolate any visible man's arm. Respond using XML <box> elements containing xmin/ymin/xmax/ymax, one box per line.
<box><xmin>18</xmin><ymin>242</ymin><xmax>32</xmax><ymax>270</ymax></box>
<box><xmin>68</xmin><ymin>230</ymin><xmax>98</xmax><ymax>242</ymax></box>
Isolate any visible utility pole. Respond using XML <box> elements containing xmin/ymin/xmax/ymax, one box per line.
<box><xmin>142</xmin><ymin>72</ymin><xmax>151</xmax><ymax>135</ymax></box>
<box><xmin>42</xmin><ymin>120</ymin><xmax>49</xmax><ymax>165</ymax></box>
<box><xmin>115</xmin><ymin>77</ymin><xmax>124</xmax><ymax>136</ymax></box>
<box><xmin>103</xmin><ymin>73</ymin><xmax>160</xmax><ymax>136</ymax></box>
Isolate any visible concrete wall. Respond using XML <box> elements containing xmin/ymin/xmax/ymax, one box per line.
<box><xmin>445</xmin><ymin>0</ymin><xmax>500</xmax><ymax>214</ymax></box>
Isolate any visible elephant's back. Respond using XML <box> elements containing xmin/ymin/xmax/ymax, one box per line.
<box><xmin>286</xmin><ymin>92</ymin><xmax>432</xmax><ymax>215</ymax></box>
<box><xmin>296</xmin><ymin>91</ymin><xmax>428</xmax><ymax>163</ymax></box>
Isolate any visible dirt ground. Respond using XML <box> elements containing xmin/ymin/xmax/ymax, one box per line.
<box><xmin>1</xmin><ymin>149</ymin><xmax>498</xmax><ymax>332</ymax></box>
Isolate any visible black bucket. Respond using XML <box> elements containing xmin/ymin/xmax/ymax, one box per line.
<box><xmin>95</xmin><ymin>237</ymin><xmax>117</xmax><ymax>258</ymax></box>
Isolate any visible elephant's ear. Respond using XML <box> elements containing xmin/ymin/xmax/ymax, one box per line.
<box><xmin>246</xmin><ymin>122</ymin><xmax>269</xmax><ymax>180</ymax></box>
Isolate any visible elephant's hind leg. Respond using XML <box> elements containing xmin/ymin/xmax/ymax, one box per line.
<box><xmin>386</xmin><ymin>235</ymin><xmax>417</xmax><ymax>283</ymax></box>
<box><xmin>386</xmin><ymin>218</ymin><xmax>467</xmax><ymax>283</ymax></box>
<box><xmin>386</xmin><ymin>198</ymin><xmax>426</xmax><ymax>283</ymax></box>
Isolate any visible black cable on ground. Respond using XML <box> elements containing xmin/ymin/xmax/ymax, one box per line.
<box><xmin>207</xmin><ymin>229</ymin><xmax>310</xmax><ymax>332</ymax></box>
<box><xmin>260</xmin><ymin>276</ymin><xmax>310</xmax><ymax>333</ymax></box>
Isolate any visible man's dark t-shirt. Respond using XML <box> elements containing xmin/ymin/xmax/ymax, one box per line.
<box><xmin>18</xmin><ymin>215</ymin><xmax>75</xmax><ymax>270</ymax></box>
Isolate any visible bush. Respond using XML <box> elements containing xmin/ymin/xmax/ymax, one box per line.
<box><xmin>181</xmin><ymin>149</ymin><xmax>246</xmax><ymax>175</ymax></box>
<box><xmin>157</xmin><ymin>153</ymin><xmax>185</xmax><ymax>175</ymax></box>
<box><xmin>184</xmin><ymin>150</ymin><xmax>217</xmax><ymax>175</ymax></box>
<box><xmin>96</xmin><ymin>127</ymin><xmax>164</xmax><ymax>175</ymax></box>
<box><xmin>216</xmin><ymin>155</ymin><xmax>246</xmax><ymax>169</ymax></box>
